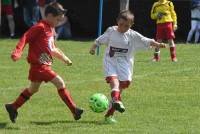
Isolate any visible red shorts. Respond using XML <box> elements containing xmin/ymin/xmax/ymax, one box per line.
<box><xmin>1</xmin><ymin>5</ymin><xmax>13</xmax><ymax>15</ymax></box>
<box><xmin>28</xmin><ymin>64</ymin><xmax>57</xmax><ymax>83</ymax></box>
<box><xmin>106</xmin><ymin>76</ymin><xmax>131</xmax><ymax>90</ymax></box>
<box><xmin>156</xmin><ymin>22</ymin><xmax>175</xmax><ymax>40</ymax></box>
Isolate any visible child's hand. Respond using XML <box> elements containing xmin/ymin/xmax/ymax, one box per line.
<box><xmin>157</xmin><ymin>12</ymin><xmax>163</xmax><ymax>20</ymax></box>
<box><xmin>89</xmin><ymin>49</ymin><xmax>95</xmax><ymax>55</ymax></box>
<box><xmin>150</xmin><ymin>41</ymin><xmax>167</xmax><ymax>48</ymax></box>
<box><xmin>158</xmin><ymin>43</ymin><xmax>167</xmax><ymax>48</ymax></box>
<box><xmin>89</xmin><ymin>44</ymin><xmax>97</xmax><ymax>55</ymax></box>
<box><xmin>173</xmin><ymin>24</ymin><xmax>178</xmax><ymax>31</ymax></box>
<box><xmin>65</xmin><ymin>59</ymin><xmax>72</xmax><ymax>66</ymax></box>
<box><xmin>11</xmin><ymin>50</ymin><xmax>21</xmax><ymax>61</ymax></box>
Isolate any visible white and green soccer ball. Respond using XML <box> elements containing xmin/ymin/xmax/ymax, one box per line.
<box><xmin>89</xmin><ymin>93</ymin><xmax>109</xmax><ymax>113</ymax></box>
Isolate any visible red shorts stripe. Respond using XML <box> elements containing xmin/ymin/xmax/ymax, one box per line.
<box><xmin>156</xmin><ymin>22</ymin><xmax>175</xmax><ymax>40</ymax></box>
<box><xmin>28</xmin><ymin>64</ymin><xmax>57</xmax><ymax>82</ymax></box>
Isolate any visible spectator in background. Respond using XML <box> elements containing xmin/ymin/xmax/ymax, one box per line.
<box><xmin>21</xmin><ymin>0</ymin><xmax>40</xmax><ymax>27</ymax></box>
<box><xmin>120</xmin><ymin>0</ymin><xmax>129</xmax><ymax>11</ymax></box>
<box><xmin>186</xmin><ymin>0</ymin><xmax>200</xmax><ymax>44</ymax></box>
<box><xmin>55</xmin><ymin>15</ymin><xmax>72</xmax><ymax>40</ymax></box>
<box><xmin>1</xmin><ymin>0</ymin><xmax>15</xmax><ymax>38</ymax></box>
<box><xmin>38</xmin><ymin>0</ymin><xmax>56</xmax><ymax>19</ymax></box>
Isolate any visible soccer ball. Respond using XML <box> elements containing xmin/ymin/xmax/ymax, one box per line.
<box><xmin>89</xmin><ymin>93</ymin><xmax>109</xmax><ymax>113</ymax></box>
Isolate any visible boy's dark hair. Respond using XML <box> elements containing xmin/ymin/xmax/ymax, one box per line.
<box><xmin>45</xmin><ymin>2</ymin><xmax>67</xmax><ymax>17</ymax></box>
<box><xmin>117</xmin><ymin>10</ymin><xmax>134</xmax><ymax>25</ymax></box>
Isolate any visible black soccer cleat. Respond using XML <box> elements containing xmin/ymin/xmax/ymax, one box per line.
<box><xmin>73</xmin><ymin>108</ymin><xmax>83</xmax><ymax>120</ymax></box>
<box><xmin>5</xmin><ymin>104</ymin><xmax>18</xmax><ymax>123</ymax></box>
<box><xmin>112</xmin><ymin>101</ymin><xmax>125</xmax><ymax>113</ymax></box>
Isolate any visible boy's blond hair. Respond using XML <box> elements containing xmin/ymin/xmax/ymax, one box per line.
<box><xmin>117</xmin><ymin>10</ymin><xmax>134</xmax><ymax>25</ymax></box>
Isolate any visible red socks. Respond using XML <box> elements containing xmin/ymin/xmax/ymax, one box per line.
<box><xmin>105</xmin><ymin>90</ymin><xmax>121</xmax><ymax>117</ymax></box>
<box><xmin>11</xmin><ymin>87</ymin><xmax>76</xmax><ymax>115</ymax></box>
<box><xmin>12</xmin><ymin>88</ymin><xmax>32</xmax><ymax>110</ymax></box>
<box><xmin>170</xmin><ymin>46</ymin><xmax>177</xmax><ymax>60</ymax></box>
<box><xmin>58</xmin><ymin>88</ymin><xmax>76</xmax><ymax>114</ymax></box>
<box><xmin>153</xmin><ymin>47</ymin><xmax>177</xmax><ymax>61</ymax></box>
<box><xmin>111</xmin><ymin>90</ymin><xmax>120</xmax><ymax>102</ymax></box>
<box><xmin>153</xmin><ymin>52</ymin><xmax>160</xmax><ymax>61</ymax></box>
<box><xmin>105</xmin><ymin>103</ymin><xmax>115</xmax><ymax>117</ymax></box>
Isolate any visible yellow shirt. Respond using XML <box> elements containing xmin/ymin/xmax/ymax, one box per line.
<box><xmin>151</xmin><ymin>0</ymin><xmax>177</xmax><ymax>26</ymax></box>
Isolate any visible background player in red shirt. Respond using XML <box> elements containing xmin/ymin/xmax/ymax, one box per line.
<box><xmin>5</xmin><ymin>2</ymin><xmax>83</xmax><ymax>123</ymax></box>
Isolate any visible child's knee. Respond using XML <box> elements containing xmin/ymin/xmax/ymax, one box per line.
<box><xmin>51</xmin><ymin>76</ymin><xmax>65</xmax><ymax>89</ymax></box>
<box><xmin>56</xmin><ymin>80</ymin><xmax>65</xmax><ymax>90</ymax></box>
<box><xmin>105</xmin><ymin>76</ymin><xmax>118</xmax><ymax>83</ymax></box>
<box><xmin>28</xmin><ymin>88</ymin><xmax>39</xmax><ymax>94</ymax></box>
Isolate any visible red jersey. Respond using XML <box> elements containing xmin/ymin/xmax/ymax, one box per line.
<box><xmin>11</xmin><ymin>20</ymin><xmax>56</xmax><ymax>65</ymax></box>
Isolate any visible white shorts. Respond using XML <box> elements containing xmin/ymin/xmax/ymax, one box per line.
<box><xmin>103</xmin><ymin>56</ymin><xmax>133</xmax><ymax>81</ymax></box>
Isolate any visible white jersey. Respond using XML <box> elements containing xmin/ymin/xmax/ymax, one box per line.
<box><xmin>95</xmin><ymin>26</ymin><xmax>154</xmax><ymax>81</ymax></box>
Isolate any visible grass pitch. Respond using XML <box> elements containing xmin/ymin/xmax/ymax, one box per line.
<box><xmin>0</xmin><ymin>39</ymin><xmax>200</xmax><ymax>134</ymax></box>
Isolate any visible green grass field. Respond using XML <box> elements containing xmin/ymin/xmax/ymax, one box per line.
<box><xmin>0</xmin><ymin>39</ymin><xmax>200</xmax><ymax>134</ymax></box>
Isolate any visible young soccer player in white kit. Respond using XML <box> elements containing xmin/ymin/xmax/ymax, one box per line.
<box><xmin>89</xmin><ymin>10</ymin><xmax>166</xmax><ymax>124</ymax></box>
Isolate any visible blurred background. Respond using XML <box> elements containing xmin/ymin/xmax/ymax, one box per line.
<box><xmin>0</xmin><ymin>0</ymin><xmax>191</xmax><ymax>41</ymax></box>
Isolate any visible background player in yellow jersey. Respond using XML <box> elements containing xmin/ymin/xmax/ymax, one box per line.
<box><xmin>151</xmin><ymin>0</ymin><xmax>177</xmax><ymax>62</ymax></box>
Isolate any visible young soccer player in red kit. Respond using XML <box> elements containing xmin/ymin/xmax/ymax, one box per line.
<box><xmin>151</xmin><ymin>0</ymin><xmax>177</xmax><ymax>62</ymax></box>
<box><xmin>5</xmin><ymin>2</ymin><xmax>83</xmax><ymax>123</ymax></box>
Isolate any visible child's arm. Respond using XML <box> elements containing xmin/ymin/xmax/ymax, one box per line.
<box><xmin>131</xmin><ymin>31</ymin><xmax>166</xmax><ymax>50</ymax></box>
<box><xmin>51</xmin><ymin>48</ymin><xmax>72</xmax><ymax>66</ymax></box>
<box><xmin>150</xmin><ymin>40</ymin><xmax>166</xmax><ymax>48</ymax></box>
<box><xmin>150</xmin><ymin>3</ymin><xmax>158</xmax><ymax>20</ymax></box>
<box><xmin>11</xmin><ymin>26</ymin><xmax>43</xmax><ymax>61</ymax></box>
<box><xmin>11</xmin><ymin>34</ymin><xmax>28</xmax><ymax>61</ymax></box>
<box><xmin>89</xmin><ymin>27</ymin><xmax>113</xmax><ymax>55</ymax></box>
<box><xmin>169</xmin><ymin>2</ymin><xmax>177</xmax><ymax>30</ymax></box>
<box><xmin>89</xmin><ymin>43</ymin><xmax>97</xmax><ymax>55</ymax></box>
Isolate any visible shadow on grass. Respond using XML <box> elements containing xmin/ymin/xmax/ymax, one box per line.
<box><xmin>0</xmin><ymin>122</ymin><xmax>19</xmax><ymax>130</ymax></box>
<box><xmin>30</xmin><ymin>120</ymin><xmax>107</xmax><ymax>126</ymax></box>
<box><xmin>0</xmin><ymin>123</ymin><xmax>7</xmax><ymax>129</ymax></box>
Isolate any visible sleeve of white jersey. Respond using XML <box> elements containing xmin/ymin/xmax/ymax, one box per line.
<box><xmin>131</xmin><ymin>30</ymin><xmax>155</xmax><ymax>51</ymax></box>
<box><xmin>95</xmin><ymin>27</ymin><xmax>113</xmax><ymax>46</ymax></box>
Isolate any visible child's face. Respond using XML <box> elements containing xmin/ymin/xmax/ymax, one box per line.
<box><xmin>47</xmin><ymin>14</ymin><xmax>65</xmax><ymax>27</ymax></box>
<box><xmin>117</xmin><ymin>18</ymin><xmax>132</xmax><ymax>33</ymax></box>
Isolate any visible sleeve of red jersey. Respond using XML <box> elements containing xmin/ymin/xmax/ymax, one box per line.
<box><xmin>11</xmin><ymin>25</ymin><xmax>44</xmax><ymax>61</ymax></box>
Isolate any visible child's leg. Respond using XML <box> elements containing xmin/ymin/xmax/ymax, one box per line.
<box><xmin>51</xmin><ymin>75</ymin><xmax>76</xmax><ymax>113</ymax></box>
<box><xmin>168</xmin><ymin>39</ymin><xmax>177</xmax><ymax>62</ymax></box>
<box><xmin>105</xmin><ymin>80</ymin><xmax>130</xmax><ymax>118</ymax></box>
<box><xmin>5</xmin><ymin>82</ymin><xmax>41</xmax><ymax>123</ymax></box>
<box><xmin>117</xmin><ymin>80</ymin><xmax>130</xmax><ymax>108</ymax></box>
<box><xmin>105</xmin><ymin>76</ymin><xmax>120</xmax><ymax>117</ymax></box>
<box><xmin>51</xmin><ymin>75</ymin><xmax>83</xmax><ymax>120</ymax></box>
<box><xmin>153</xmin><ymin>39</ymin><xmax>162</xmax><ymax>61</ymax></box>
<box><xmin>12</xmin><ymin>82</ymin><xmax>41</xmax><ymax>110</ymax></box>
